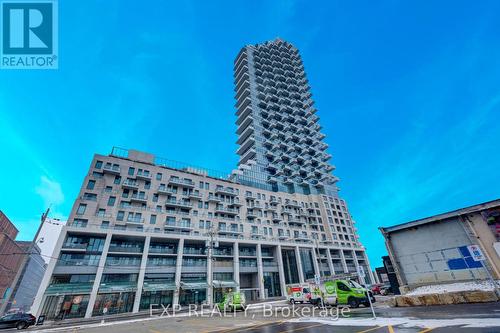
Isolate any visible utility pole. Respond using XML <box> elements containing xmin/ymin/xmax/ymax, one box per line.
<box><xmin>205</xmin><ymin>226</ymin><xmax>218</xmax><ymax>307</ymax></box>
<box><xmin>0</xmin><ymin>208</ymin><xmax>49</xmax><ymax>315</ymax></box>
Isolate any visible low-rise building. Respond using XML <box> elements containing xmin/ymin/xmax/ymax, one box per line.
<box><xmin>380</xmin><ymin>199</ymin><xmax>500</xmax><ymax>294</ymax></box>
<box><xmin>0</xmin><ymin>211</ymin><xmax>25</xmax><ymax>310</ymax></box>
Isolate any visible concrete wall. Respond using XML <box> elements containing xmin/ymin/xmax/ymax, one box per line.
<box><xmin>389</xmin><ymin>218</ymin><xmax>489</xmax><ymax>288</ymax></box>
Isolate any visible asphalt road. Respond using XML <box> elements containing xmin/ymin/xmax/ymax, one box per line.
<box><xmin>4</xmin><ymin>300</ymin><xmax>499</xmax><ymax>333</ymax></box>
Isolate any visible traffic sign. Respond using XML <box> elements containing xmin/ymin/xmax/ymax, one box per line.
<box><xmin>357</xmin><ymin>265</ymin><xmax>365</xmax><ymax>278</ymax></box>
<box><xmin>468</xmin><ymin>245</ymin><xmax>485</xmax><ymax>261</ymax></box>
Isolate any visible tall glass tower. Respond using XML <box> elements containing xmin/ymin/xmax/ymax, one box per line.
<box><xmin>233</xmin><ymin>38</ymin><xmax>338</xmax><ymax>196</ymax></box>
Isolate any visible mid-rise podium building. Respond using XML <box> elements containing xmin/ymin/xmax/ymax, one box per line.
<box><xmin>32</xmin><ymin>38</ymin><xmax>374</xmax><ymax>319</ymax></box>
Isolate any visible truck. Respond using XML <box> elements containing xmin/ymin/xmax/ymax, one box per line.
<box><xmin>309</xmin><ymin>279</ymin><xmax>375</xmax><ymax>308</ymax></box>
<box><xmin>286</xmin><ymin>284</ymin><xmax>312</xmax><ymax>304</ymax></box>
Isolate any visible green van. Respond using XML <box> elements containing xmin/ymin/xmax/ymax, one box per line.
<box><xmin>335</xmin><ymin>279</ymin><xmax>375</xmax><ymax>308</ymax></box>
<box><xmin>217</xmin><ymin>291</ymin><xmax>247</xmax><ymax>311</ymax></box>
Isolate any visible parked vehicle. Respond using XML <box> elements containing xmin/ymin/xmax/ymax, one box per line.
<box><xmin>335</xmin><ymin>279</ymin><xmax>375</xmax><ymax>308</ymax></box>
<box><xmin>0</xmin><ymin>313</ymin><xmax>36</xmax><ymax>330</ymax></box>
<box><xmin>379</xmin><ymin>283</ymin><xmax>393</xmax><ymax>295</ymax></box>
<box><xmin>216</xmin><ymin>291</ymin><xmax>247</xmax><ymax>311</ymax></box>
<box><xmin>309</xmin><ymin>280</ymin><xmax>338</xmax><ymax>307</ymax></box>
<box><xmin>371</xmin><ymin>284</ymin><xmax>382</xmax><ymax>295</ymax></box>
<box><xmin>286</xmin><ymin>284</ymin><xmax>312</xmax><ymax>304</ymax></box>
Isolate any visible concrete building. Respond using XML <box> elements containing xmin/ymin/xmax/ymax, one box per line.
<box><xmin>4</xmin><ymin>242</ymin><xmax>46</xmax><ymax>313</ymax></box>
<box><xmin>32</xmin><ymin>38</ymin><xmax>374</xmax><ymax>320</ymax></box>
<box><xmin>0</xmin><ymin>211</ymin><xmax>25</xmax><ymax>309</ymax></box>
<box><xmin>37</xmin><ymin>218</ymin><xmax>65</xmax><ymax>264</ymax></box>
<box><xmin>380</xmin><ymin>199</ymin><xmax>500</xmax><ymax>294</ymax></box>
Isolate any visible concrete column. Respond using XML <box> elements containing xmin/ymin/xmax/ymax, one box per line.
<box><xmin>295</xmin><ymin>246</ymin><xmax>305</xmax><ymax>283</ymax></box>
<box><xmin>363</xmin><ymin>252</ymin><xmax>376</xmax><ymax>285</ymax></box>
<box><xmin>339</xmin><ymin>250</ymin><xmax>349</xmax><ymax>273</ymax></box>
<box><xmin>132</xmin><ymin>236</ymin><xmax>150</xmax><ymax>313</ymax></box>
<box><xmin>311</xmin><ymin>247</ymin><xmax>320</xmax><ymax>278</ymax></box>
<box><xmin>352</xmin><ymin>250</ymin><xmax>365</xmax><ymax>284</ymax></box>
<box><xmin>275</xmin><ymin>245</ymin><xmax>287</xmax><ymax>297</ymax></box>
<box><xmin>31</xmin><ymin>228</ymin><xmax>68</xmax><ymax>316</ymax></box>
<box><xmin>172</xmin><ymin>238</ymin><xmax>184</xmax><ymax>307</ymax></box>
<box><xmin>256</xmin><ymin>244</ymin><xmax>265</xmax><ymax>299</ymax></box>
<box><xmin>326</xmin><ymin>249</ymin><xmax>335</xmax><ymax>276</ymax></box>
<box><xmin>85</xmin><ymin>232</ymin><xmax>112</xmax><ymax>318</ymax></box>
<box><xmin>207</xmin><ymin>242</ymin><xmax>214</xmax><ymax>306</ymax></box>
<box><xmin>233</xmin><ymin>242</ymin><xmax>240</xmax><ymax>291</ymax></box>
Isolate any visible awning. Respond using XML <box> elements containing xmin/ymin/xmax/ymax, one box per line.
<box><xmin>44</xmin><ymin>283</ymin><xmax>93</xmax><ymax>295</ymax></box>
<box><xmin>143</xmin><ymin>282</ymin><xmax>177</xmax><ymax>292</ymax></box>
<box><xmin>98</xmin><ymin>283</ymin><xmax>137</xmax><ymax>293</ymax></box>
<box><xmin>212</xmin><ymin>280</ymin><xmax>238</xmax><ymax>288</ymax></box>
<box><xmin>180</xmin><ymin>281</ymin><xmax>208</xmax><ymax>290</ymax></box>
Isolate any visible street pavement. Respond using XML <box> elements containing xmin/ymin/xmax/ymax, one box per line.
<box><xmin>8</xmin><ymin>298</ymin><xmax>500</xmax><ymax>333</ymax></box>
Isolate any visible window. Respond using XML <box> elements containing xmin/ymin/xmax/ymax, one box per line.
<box><xmin>199</xmin><ymin>181</ymin><xmax>204</xmax><ymax>189</ymax></box>
<box><xmin>92</xmin><ymin>171</ymin><xmax>103</xmax><ymax>178</ymax></box>
<box><xmin>114</xmin><ymin>176</ymin><xmax>121</xmax><ymax>184</ymax></box>
<box><xmin>95</xmin><ymin>160</ymin><xmax>103</xmax><ymax>169</ymax></box>
<box><xmin>117</xmin><ymin>211</ymin><xmax>124</xmax><ymax>221</ymax></box>
<box><xmin>97</xmin><ymin>209</ymin><xmax>106</xmax><ymax>217</ymax></box>
<box><xmin>101</xmin><ymin>221</ymin><xmax>110</xmax><ymax>229</ymax></box>
<box><xmin>145</xmin><ymin>181</ymin><xmax>151</xmax><ymax>190</ymax></box>
<box><xmin>153</xmin><ymin>194</ymin><xmax>158</xmax><ymax>202</ymax></box>
<box><xmin>150</xmin><ymin>215</ymin><xmax>157</xmax><ymax>225</ymax></box>
<box><xmin>128</xmin><ymin>167</ymin><xmax>135</xmax><ymax>176</ymax></box>
<box><xmin>108</xmin><ymin>196</ymin><xmax>116</xmax><ymax>206</ymax></box>
<box><xmin>156</xmin><ymin>173</ymin><xmax>162</xmax><ymax>181</ymax></box>
<box><xmin>105</xmin><ymin>186</ymin><xmax>112</xmax><ymax>193</ymax></box>
<box><xmin>86</xmin><ymin>180</ymin><xmax>95</xmax><ymax>190</ymax></box>
<box><xmin>76</xmin><ymin>204</ymin><xmax>87</xmax><ymax>215</ymax></box>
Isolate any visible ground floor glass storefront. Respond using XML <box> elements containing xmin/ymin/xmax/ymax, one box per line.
<box><xmin>92</xmin><ymin>292</ymin><xmax>135</xmax><ymax>316</ymax></box>
<box><xmin>140</xmin><ymin>290</ymin><xmax>174</xmax><ymax>310</ymax></box>
<box><xmin>40</xmin><ymin>294</ymin><xmax>90</xmax><ymax>320</ymax></box>
<box><xmin>179</xmin><ymin>289</ymin><xmax>206</xmax><ymax>306</ymax></box>
<box><xmin>263</xmin><ymin>272</ymin><xmax>282</xmax><ymax>297</ymax></box>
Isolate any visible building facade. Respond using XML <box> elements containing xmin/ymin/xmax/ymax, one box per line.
<box><xmin>0</xmin><ymin>211</ymin><xmax>24</xmax><ymax>311</ymax></box>
<box><xmin>380</xmin><ymin>199</ymin><xmax>500</xmax><ymax>294</ymax></box>
<box><xmin>32</xmin><ymin>39</ymin><xmax>373</xmax><ymax>320</ymax></box>
<box><xmin>233</xmin><ymin>38</ymin><xmax>337</xmax><ymax>196</ymax></box>
<box><xmin>5</xmin><ymin>242</ymin><xmax>46</xmax><ymax>313</ymax></box>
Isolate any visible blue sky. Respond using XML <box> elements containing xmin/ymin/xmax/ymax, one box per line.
<box><xmin>1</xmin><ymin>0</ymin><xmax>500</xmax><ymax>267</ymax></box>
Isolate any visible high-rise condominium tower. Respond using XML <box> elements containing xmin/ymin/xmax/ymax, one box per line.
<box><xmin>233</xmin><ymin>38</ymin><xmax>336</xmax><ymax>196</ymax></box>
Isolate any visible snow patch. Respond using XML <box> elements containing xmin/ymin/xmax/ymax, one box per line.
<box><xmin>406</xmin><ymin>280</ymin><xmax>499</xmax><ymax>296</ymax></box>
<box><xmin>292</xmin><ymin>316</ymin><xmax>500</xmax><ymax>328</ymax></box>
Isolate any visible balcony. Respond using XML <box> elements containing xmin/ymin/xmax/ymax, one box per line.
<box><xmin>215</xmin><ymin>187</ymin><xmax>238</xmax><ymax>197</ymax></box>
<box><xmin>215</xmin><ymin>206</ymin><xmax>239</xmax><ymax>216</ymax></box>
<box><xmin>136</xmin><ymin>171</ymin><xmax>152</xmax><ymax>181</ymax></box>
<box><xmin>157</xmin><ymin>186</ymin><xmax>173</xmax><ymax>195</ymax></box>
<box><xmin>103</xmin><ymin>164</ymin><xmax>121</xmax><ymax>175</ymax></box>
<box><xmin>130</xmin><ymin>193</ymin><xmax>148</xmax><ymax>203</ymax></box>
<box><xmin>246</xmin><ymin>211</ymin><xmax>258</xmax><ymax>219</ymax></box>
<box><xmin>288</xmin><ymin>218</ymin><xmax>305</xmax><ymax>226</ymax></box>
<box><xmin>188</xmin><ymin>191</ymin><xmax>203</xmax><ymax>200</ymax></box>
<box><xmin>245</xmin><ymin>193</ymin><xmax>256</xmax><ymax>200</ymax></box>
<box><xmin>272</xmin><ymin>214</ymin><xmax>282</xmax><ymax>222</ymax></box>
<box><xmin>122</xmin><ymin>179</ymin><xmax>139</xmax><ymax>190</ymax></box>
<box><xmin>168</xmin><ymin>177</ymin><xmax>195</xmax><ymax>188</ymax></box>
<box><xmin>207</xmin><ymin>194</ymin><xmax>222</xmax><ymax>203</ymax></box>
<box><xmin>126</xmin><ymin>217</ymin><xmax>144</xmax><ymax>224</ymax></box>
<box><xmin>229</xmin><ymin>199</ymin><xmax>242</xmax><ymax>207</ymax></box>
<box><xmin>164</xmin><ymin>221</ymin><xmax>193</xmax><ymax>231</ymax></box>
<box><xmin>217</xmin><ymin>227</ymin><xmax>242</xmax><ymax>235</ymax></box>
<box><xmin>165</xmin><ymin>199</ymin><xmax>193</xmax><ymax>209</ymax></box>
<box><xmin>108</xmin><ymin>245</ymin><xmax>143</xmax><ymax>253</ymax></box>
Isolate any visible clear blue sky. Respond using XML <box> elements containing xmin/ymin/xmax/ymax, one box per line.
<box><xmin>1</xmin><ymin>0</ymin><xmax>500</xmax><ymax>267</ymax></box>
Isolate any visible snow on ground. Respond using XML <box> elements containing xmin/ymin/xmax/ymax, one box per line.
<box><xmin>293</xmin><ymin>317</ymin><xmax>500</xmax><ymax>329</ymax></box>
<box><xmin>406</xmin><ymin>280</ymin><xmax>499</xmax><ymax>296</ymax></box>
